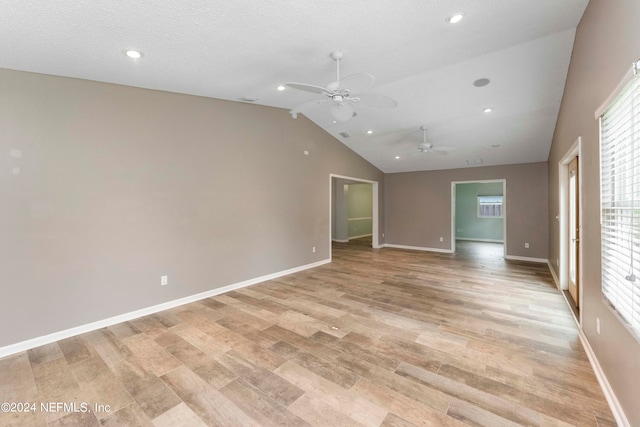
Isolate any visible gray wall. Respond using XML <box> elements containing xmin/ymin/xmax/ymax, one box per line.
<box><xmin>0</xmin><ymin>68</ymin><xmax>384</xmax><ymax>347</ymax></box>
<box><xmin>331</xmin><ymin>179</ymin><xmax>348</xmax><ymax>242</ymax></box>
<box><xmin>455</xmin><ymin>182</ymin><xmax>504</xmax><ymax>242</ymax></box>
<box><xmin>385</xmin><ymin>162</ymin><xmax>548</xmax><ymax>259</ymax></box>
<box><xmin>547</xmin><ymin>0</ymin><xmax>640</xmax><ymax>424</ymax></box>
<box><xmin>347</xmin><ymin>183</ymin><xmax>372</xmax><ymax>238</ymax></box>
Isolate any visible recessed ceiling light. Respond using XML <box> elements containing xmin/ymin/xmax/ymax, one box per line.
<box><xmin>366</xmin><ymin>130</ymin><xmax>373</xmax><ymax>134</ymax></box>
<box><xmin>447</xmin><ymin>13</ymin><xmax>464</xmax><ymax>24</ymax></box>
<box><xmin>277</xmin><ymin>85</ymin><xmax>286</xmax><ymax>91</ymax></box>
<box><xmin>395</xmin><ymin>156</ymin><xmax>400</xmax><ymax>159</ymax></box>
<box><xmin>125</xmin><ymin>50</ymin><xmax>143</xmax><ymax>59</ymax></box>
<box><xmin>473</xmin><ymin>78</ymin><xmax>490</xmax><ymax>87</ymax></box>
<box><xmin>483</xmin><ymin>107</ymin><xmax>493</xmax><ymax>113</ymax></box>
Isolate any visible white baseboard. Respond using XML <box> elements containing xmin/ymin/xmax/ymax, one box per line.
<box><xmin>381</xmin><ymin>243</ymin><xmax>453</xmax><ymax>254</ymax></box>
<box><xmin>0</xmin><ymin>258</ymin><xmax>331</xmax><ymax>359</ymax></box>
<box><xmin>557</xmin><ymin>280</ymin><xmax>630</xmax><ymax>426</ymax></box>
<box><xmin>348</xmin><ymin>233</ymin><xmax>372</xmax><ymax>240</ymax></box>
<box><xmin>576</xmin><ymin>321</ymin><xmax>630</xmax><ymax>426</ymax></box>
<box><xmin>332</xmin><ymin>238</ymin><xmax>349</xmax><ymax>243</ymax></box>
<box><xmin>547</xmin><ymin>260</ymin><xmax>561</xmax><ymax>290</ymax></box>
<box><xmin>504</xmin><ymin>255</ymin><xmax>548</xmax><ymax>263</ymax></box>
<box><xmin>456</xmin><ymin>237</ymin><xmax>504</xmax><ymax>243</ymax></box>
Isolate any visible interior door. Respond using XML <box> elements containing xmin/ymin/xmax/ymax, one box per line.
<box><xmin>568</xmin><ymin>157</ymin><xmax>580</xmax><ymax>308</ymax></box>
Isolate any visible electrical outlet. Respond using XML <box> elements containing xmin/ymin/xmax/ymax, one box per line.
<box><xmin>161</xmin><ymin>275</ymin><xmax>168</xmax><ymax>286</ymax></box>
<box><xmin>439</xmin><ymin>237</ymin><xmax>444</xmax><ymax>242</ymax></box>
<box><xmin>312</xmin><ymin>246</ymin><xmax>316</xmax><ymax>253</ymax></box>
<box><xmin>524</xmin><ymin>242</ymin><xmax>530</xmax><ymax>249</ymax></box>
<box><xmin>596</xmin><ymin>317</ymin><xmax>601</xmax><ymax>334</ymax></box>
<box><xmin>382</xmin><ymin>233</ymin><xmax>385</xmax><ymax>238</ymax></box>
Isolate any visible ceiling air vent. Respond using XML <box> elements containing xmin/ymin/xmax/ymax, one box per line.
<box><xmin>339</xmin><ymin>131</ymin><xmax>351</xmax><ymax>138</ymax></box>
<box><xmin>238</xmin><ymin>97</ymin><xmax>259</xmax><ymax>103</ymax></box>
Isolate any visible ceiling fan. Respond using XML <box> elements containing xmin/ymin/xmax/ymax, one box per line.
<box><xmin>410</xmin><ymin>126</ymin><xmax>457</xmax><ymax>157</ymax></box>
<box><xmin>286</xmin><ymin>51</ymin><xmax>397</xmax><ymax>122</ymax></box>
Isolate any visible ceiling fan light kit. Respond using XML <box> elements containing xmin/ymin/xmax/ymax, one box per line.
<box><xmin>331</xmin><ymin>101</ymin><xmax>354</xmax><ymax>122</ymax></box>
<box><xmin>286</xmin><ymin>51</ymin><xmax>397</xmax><ymax>122</ymax></box>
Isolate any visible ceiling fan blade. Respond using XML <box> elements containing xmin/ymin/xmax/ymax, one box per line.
<box><xmin>336</xmin><ymin>73</ymin><xmax>375</xmax><ymax>94</ymax></box>
<box><xmin>289</xmin><ymin>98</ymin><xmax>331</xmax><ymax>118</ymax></box>
<box><xmin>355</xmin><ymin>93</ymin><xmax>398</xmax><ymax>109</ymax></box>
<box><xmin>286</xmin><ymin>82</ymin><xmax>330</xmax><ymax>95</ymax></box>
<box><xmin>433</xmin><ymin>150</ymin><xmax>449</xmax><ymax>156</ymax></box>
<box><xmin>433</xmin><ymin>145</ymin><xmax>457</xmax><ymax>152</ymax></box>
<box><xmin>409</xmin><ymin>150</ymin><xmax>428</xmax><ymax>157</ymax></box>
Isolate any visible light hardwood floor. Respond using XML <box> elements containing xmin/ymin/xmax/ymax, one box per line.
<box><xmin>0</xmin><ymin>240</ymin><xmax>616</xmax><ymax>426</ymax></box>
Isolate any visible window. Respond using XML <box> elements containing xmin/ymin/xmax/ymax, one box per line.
<box><xmin>477</xmin><ymin>195</ymin><xmax>503</xmax><ymax>218</ymax></box>
<box><xmin>599</xmin><ymin>60</ymin><xmax>640</xmax><ymax>337</ymax></box>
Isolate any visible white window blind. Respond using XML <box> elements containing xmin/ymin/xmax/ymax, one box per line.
<box><xmin>477</xmin><ymin>196</ymin><xmax>503</xmax><ymax>218</ymax></box>
<box><xmin>600</xmin><ymin>60</ymin><xmax>640</xmax><ymax>336</ymax></box>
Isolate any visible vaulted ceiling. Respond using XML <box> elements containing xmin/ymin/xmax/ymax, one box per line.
<box><xmin>0</xmin><ymin>0</ymin><xmax>589</xmax><ymax>172</ymax></box>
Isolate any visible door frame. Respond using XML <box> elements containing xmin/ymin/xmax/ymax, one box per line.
<box><xmin>558</xmin><ymin>136</ymin><xmax>583</xmax><ymax>324</ymax></box>
<box><xmin>329</xmin><ymin>174</ymin><xmax>380</xmax><ymax>261</ymax></box>
<box><xmin>451</xmin><ymin>179</ymin><xmax>507</xmax><ymax>256</ymax></box>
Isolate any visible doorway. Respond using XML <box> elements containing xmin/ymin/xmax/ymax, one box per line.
<box><xmin>451</xmin><ymin>180</ymin><xmax>507</xmax><ymax>257</ymax></box>
<box><xmin>558</xmin><ymin>137</ymin><xmax>582</xmax><ymax>323</ymax></box>
<box><xmin>330</xmin><ymin>174</ymin><xmax>379</xmax><ymax>259</ymax></box>
<box><xmin>568</xmin><ymin>157</ymin><xmax>580</xmax><ymax>309</ymax></box>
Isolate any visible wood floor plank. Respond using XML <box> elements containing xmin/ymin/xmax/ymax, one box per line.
<box><xmin>123</xmin><ymin>334</ymin><xmax>183</xmax><ymax>377</ymax></box>
<box><xmin>111</xmin><ymin>355</ymin><xmax>182</xmax><ymax>420</ymax></box>
<box><xmin>0</xmin><ymin>353</ymin><xmax>39</xmax><ymax>403</ymax></box>
<box><xmin>151</xmin><ymin>402</ymin><xmax>208</xmax><ymax>427</ymax></box>
<box><xmin>274</xmin><ymin>361</ymin><xmax>388</xmax><ymax>426</ymax></box>
<box><xmin>100</xmin><ymin>403</ymin><xmax>154</xmax><ymax>427</ymax></box>
<box><xmin>270</xmin><ymin>340</ymin><xmax>360</xmax><ymax>389</ymax></box>
<box><xmin>217</xmin><ymin>350</ymin><xmax>304</xmax><ymax>406</ymax></box>
<box><xmin>164</xmin><ymin>338</ymin><xmax>237</xmax><ymax>390</ymax></box>
<box><xmin>353</xmin><ymin>377</ymin><xmax>465</xmax><ymax>427</ymax></box>
<box><xmin>68</xmin><ymin>354</ymin><xmax>134</xmax><ymax>419</ymax></box>
<box><xmin>160</xmin><ymin>366</ymin><xmax>259</xmax><ymax>426</ymax></box>
<box><xmin>219</xmin><ymin>378</ymin><xmax>309</xmax><ymax>426</ymax></box>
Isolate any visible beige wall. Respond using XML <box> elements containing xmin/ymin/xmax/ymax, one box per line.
<box><xmin>0</xmin><ymin>69</ymin><xmax>384</xmax><ymax>347</ymax></box>
<box><xmin>385</xmin><ymin>162</ymin><xmax>548</xmax><ymax>259</ymax></box>
<box><xmin>548</xmin><ymin>0</ymin><xmax>640</xmax><ymax>424</ymax></box>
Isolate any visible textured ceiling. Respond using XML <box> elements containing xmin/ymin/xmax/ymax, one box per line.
<box><xmin>0</xmin><ymin>0</ymin><xmax>589</xmax><ymax>173</ymax></box>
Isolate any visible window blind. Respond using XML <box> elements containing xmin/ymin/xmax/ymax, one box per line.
<box><xmin>477</xmin><ymin>196</ymin><xmax>503</xmax><ymax>218</ymax></box>
<box><xmin>600</xmin><ymin>60</ymin><xmax>640</xmax><ymax>336</ymax></box>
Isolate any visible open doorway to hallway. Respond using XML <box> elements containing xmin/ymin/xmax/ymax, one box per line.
<box><xmin>451</xmin><ymin>180</ymin><xmax>507</xmax><ymax>259</ymax></box>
